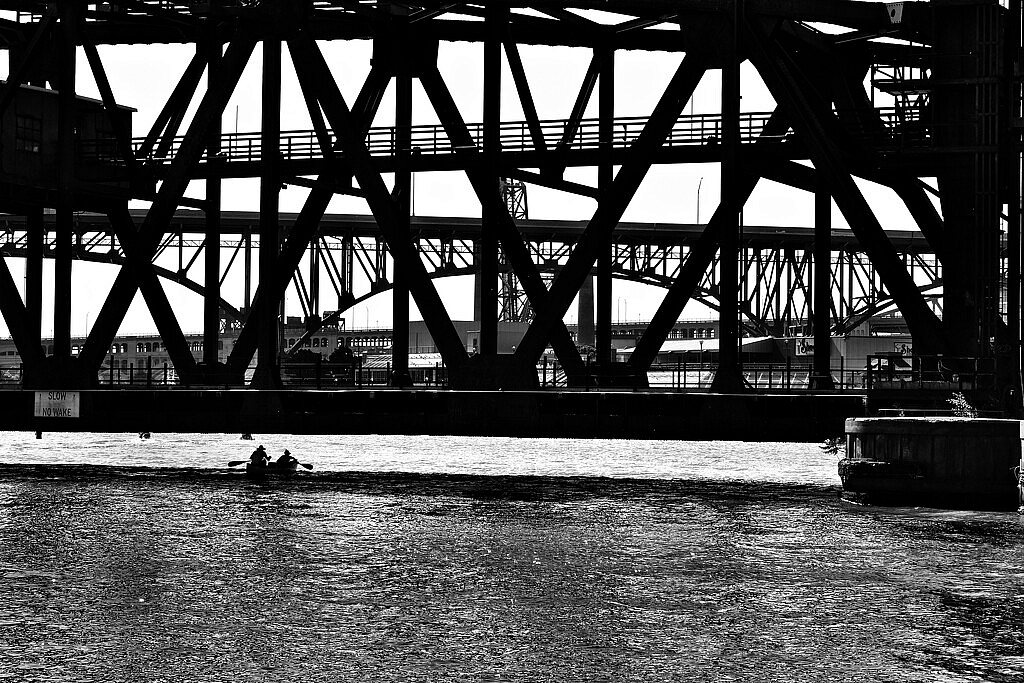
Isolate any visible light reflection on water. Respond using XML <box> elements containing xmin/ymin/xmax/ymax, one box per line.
<box><xmin>0</xmin><ymin>433</ymin><xmax>1022</xmax><ymax>682</ymax></box>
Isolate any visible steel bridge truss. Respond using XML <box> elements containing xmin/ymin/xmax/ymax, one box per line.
<box><xmin>0</xmin><ymin>209</ymin><xmax>948</xmax><ymax>347</ymax></box>
<box><xmin>0</xmin><ymin>0</ymin><xmax>1016</xmax><ymax>394</ymax></box>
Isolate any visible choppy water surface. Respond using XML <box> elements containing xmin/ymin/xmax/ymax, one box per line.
<box><xmin>1</xmin><ymin>432</ymin><xmax>1022</xmax><ymax>682</ymax></box>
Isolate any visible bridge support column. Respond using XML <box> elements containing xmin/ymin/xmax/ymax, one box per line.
<box><xmin>391</xmin><ymin>66</ymin><xmax>412</xmax><ymax>387</ymax></box>
<box><xmin>934</xmin><ymin>3</ymin><xmax>1003</xmax><ymax>361</ymax></box>
<box><xmin>577</xmin><ymin>276</ymin><xmax>595</xmax><ymax>350</ymax></box>
<box><xmin>810</xmin><ymin>181</ymin><xmax>835</xmax><ymax>390</ymax></box>
<box><xmin>253</xmin><ymin>37</ymin><xmax>283</xmax><ymax>389</ymax></box>
<box><xmin>201</xmin><ymin>36</ymin><xmax>228</xmax><ymax>384</ymax></box>
<box><xmin>597</xmin><ymin>47</ymin><xmax>615</xmax><ymax>369</ymax></box>
<box><xmin>54</xmin><ymin>3</ymin><xmax>76</xmax><ymax>361</ymax></box>
<box><xmin>25</xmin><ymin>208</ymin><xmax>43</xmax><ymax>355</ymax></box>
<box><xmin>711</xmin><ymin>3</ymin><xmax>747</xmax><ymax>393</ymax></box>
<box><xmin>478</xmin><ymin>3</ymin><xmax>504</xmax><ymax>358</ymax></box>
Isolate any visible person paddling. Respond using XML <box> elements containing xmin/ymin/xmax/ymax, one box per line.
<box><xmin>249</xmin><ymin>444</ymin><xmax>270</xmax><ymax>469</ymax></box>
<box><xmin>276</xmin><ymin>449</ymin><xmax>299</xmax><ymax>471</ymax></box>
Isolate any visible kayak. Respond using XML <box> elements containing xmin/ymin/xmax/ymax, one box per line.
<box><xmin>245</xmin><ymin>461</ymin><xmax>299</xmax><ymax>479</ymax></box>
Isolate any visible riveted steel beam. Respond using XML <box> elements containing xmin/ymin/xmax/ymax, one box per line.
<box><xmin>419</xmin><ymin>66</ymin><xmax>587</xmax><ymax>382</ymax></box>
<box><xmin>287</xmin><ymin>33</ymin><xmax>468</xmax><ymax>368</ymax></box>
<box><xmin>80</xmin><ymin>37</ymin><xmax>256</xmax><ymax>373</ymax></box>
<box><xmin>747</xmin><ymin>16</ymin><xmax>948</xmax><ymax>354</ymax></box>
<box><xmin>224</xmin><ymin>62</ymin><xmax>391</xmax><ymax>376</ymax></box>
<box><xmin>515</xmin><ymin>29</ymin><xmax>719</xmax><ymax>364</ymax></box>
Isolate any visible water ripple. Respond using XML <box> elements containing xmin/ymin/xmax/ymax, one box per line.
<box><xmin>0</xmin><ymin>437</ymin><xmax>1022</xmax><ymax>682</ymax></box>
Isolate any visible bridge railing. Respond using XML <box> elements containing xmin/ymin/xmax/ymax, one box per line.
<box><xmin>648</xmin><ymin>362</ymin><xmax>867</xmax><ymax>391</ymax></box>
<box><xmin>78</xmin><ymin>106</ymin><xmax>932</xmax><ymax>166</ymax></box>
<box><xmin>0</xmin><ymin>360</ymin><xmax>874</xmax><ymax>392</ymax></box>
<box><xmin>865</xmin><ymin>354</ymin><xmax>998</xmax><ymax>393</ymax></box>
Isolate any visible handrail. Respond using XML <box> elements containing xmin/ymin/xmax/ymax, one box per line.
<box><xmin>77</xmin><ymin>106</ymin><xmax>932</xmax><ymax>166</ymax></box>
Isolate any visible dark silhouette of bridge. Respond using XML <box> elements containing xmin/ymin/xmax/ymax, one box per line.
<box><xmin>0</xmin><ymin>1</ymin><xmax>1017</xmax><ymax>421</ymax></box>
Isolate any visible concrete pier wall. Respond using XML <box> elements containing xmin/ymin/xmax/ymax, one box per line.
<box><xmin>0</xmin><ymin>389</ymin><xmax>866</xmax><ymax>442</ymax></box>
<box><xmin>841</xmin><ymin>417</ymin><xmax>1022</xmax><ymax>510</ymax></box>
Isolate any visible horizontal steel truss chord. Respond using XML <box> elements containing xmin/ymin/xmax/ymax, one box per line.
<box><xmin>0</xmin><ymin>215</ymin><xmax>950</xmax><ymax>338</ymax></box>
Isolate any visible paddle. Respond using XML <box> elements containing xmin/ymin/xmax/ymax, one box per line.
<box><xmin>227</xmin><ymin>459</ymin><xmax>314</xmax><ymax>470</ymax></box>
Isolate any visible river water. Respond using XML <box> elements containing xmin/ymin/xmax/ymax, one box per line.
<box><xmin>1</xmin><ymin>431</ymin><xmax>1022</xmax><ymax>682</ymax></box>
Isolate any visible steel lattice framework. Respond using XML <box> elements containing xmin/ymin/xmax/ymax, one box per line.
<box><xmin>0</xmin><ymin>209</ymin><xmax>943</xmax><ymax>339</ymax></box>
<box><xmin>0</xmin><ymin>0</ymin><xmax>1017</xmax><ymax>395</ymax></box>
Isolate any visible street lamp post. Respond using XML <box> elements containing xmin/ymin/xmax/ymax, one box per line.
<box><xmin>696</xmin><ymin>176</ymin><xmax>704</xmax><ymax>224</ymax></box>
<box><xmin>698</xmin><ymin>339</ymin><xmax>704</xmax><ymax>388</ymax></box>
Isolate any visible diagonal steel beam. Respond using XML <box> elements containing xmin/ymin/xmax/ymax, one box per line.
<box><xmin>515</xmin><ymin>42</ymin><xmax>717</xmax><ymax>363</ymax></box>
<box><xmin>419</xmin><ymin>66</ymin><xmax>587</xmax><ymax>380</ymax></box>
<box><xmin>747</xmin><ymin>18</ymin><xmax>947</xmax><ymax>353</ymax></box>
<box><xmin>83</xmin><ymin>42</ymin><xmax>137</xmax><ymax>171</ymax></box>
<box><xmin>107</xmin><ymin>206</ymin><xmax>198</xmax><ymax>380</ymax></box>
<box><xmin>287</xmin><ymin>34</ymin><xmax>468</xmax><ymax>367</ymax></box>
<box><xmin>629</xmin><ymin>109</ymin><xmax>791</xmax><ymax>371</ymax></box>
<box><xmin>0</xmin><ymin>252</ymin><xmax>43</xmax><ymax>367</ymax></box>
<box><xmin>0</xmin><ymin>7</ymin><xmax>55</xmax><ymax>116</ymax></box>
<box><xmin>503</xmin><ymin>38</ymin><xmax>547</xmax><ymax>155</ymax></box>
<box><xmin>136</xmin><ymin>50</ymin><xmax>209</xmax><ymax>160</ymax></box>
<box><xmin>760</xmin><ymin>160</ymin><xmax>946</xmax><ymax>265</ymax></box>
<box><xmin>555</xmin><ymin>51</ymin><xmax>600</xmax><ymax>160</ymax></box>
<box><xmin>226</xmin><ymin>66</ymin><xmax>391</xmax><ymax>375</ymax></box>
<box><xmin>80</xmin><ymin>38</ymin><xmax>256</xmax><ymax>373</ymax></box>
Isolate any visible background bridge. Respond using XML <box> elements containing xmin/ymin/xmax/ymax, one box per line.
<box><xmin>0</xmin><ymin>1</ymin><xmax>1016</xmax><ymax>410</ymax></box>
<box><xmin>0</xmin><ymin>208</ymin><xmax>942</xmax><ymax>341</ymax></box>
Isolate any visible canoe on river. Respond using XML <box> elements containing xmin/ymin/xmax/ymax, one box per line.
<box><xmin>245</xmin><ymin>461</ymin><xmax>299</xmax><ymax>479</ymax></box>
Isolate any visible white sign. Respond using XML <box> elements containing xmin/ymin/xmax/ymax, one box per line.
<box><xmin>34</xmin><ymin>391</ymin><xmax>80</xmax><ymax>418</ymax></box>
<box><xmin>795</xmin><ymin>338</ymin><xmax>814</xmax><ymax>356</ymax></box>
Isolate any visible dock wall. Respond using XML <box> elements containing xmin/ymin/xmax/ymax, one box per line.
<box><xmin>1</xmin><ymin>389</ymin><xmax>866</xmax><ymax>442</ymax></box>
<box><xmin>841</xmin><ymin>417</ymin><xmax>1023</xmax><ymax>510</ymax></box>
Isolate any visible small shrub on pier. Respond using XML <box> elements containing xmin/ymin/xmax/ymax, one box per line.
<box><xmin>947</xmin><ymin>392</ymin><xmax>978</xmax><ymax>418</ymax></box>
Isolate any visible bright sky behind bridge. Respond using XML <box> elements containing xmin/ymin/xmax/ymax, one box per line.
<box><xmin>0</xmin><ymin>5</ymin><xmax>930</xmax><ymax>340</ymax></box>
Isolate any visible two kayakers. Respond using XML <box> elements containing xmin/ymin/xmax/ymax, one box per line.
<box><xmin>249</xmin><ymin>445</ymin><xmax>299</xmax><ymax>469</ymax></box>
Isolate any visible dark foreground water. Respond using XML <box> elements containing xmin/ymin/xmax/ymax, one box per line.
<box><xmin>1</xmin><ymin>433</ymin><xmax>1022</xmax><ymax>682</ymax></box>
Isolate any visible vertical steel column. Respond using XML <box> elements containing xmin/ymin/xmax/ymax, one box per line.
<box><xmin>25</xmin><ymin>208</ymin><xmax>43</xmax><ymax>354</ymax></box>
<box><xmin>810</xmin><ymin>182</ymin><xmax>835</xmax><ymax>389</ymax></box>
<box><xmin>244</xmin><ymin>228</ymin><xmax>252</xmax><ymax>315</ymax></box>
<box><xmin>711</xmin><ymin>1</ymin><xmax>744</xmax><ymax>392</ymax></box>
<box><xmin>597</xmin><ymin>48</ymin><xmax>614</xmax><ymax>365</ymax></box>
<box><xmin>478</xmin><ymin>3</ymin><xmax>503</xmax><ymax>355</ymax></box>
<box><xmin>392</xmin><ymin>62</ymin><xmax>412</xmax><ymax>385</ymax></box>
<box><xmin>1011</xmin><ymin>0</ymin><xmax>1023</xmax><ymax>407</ymax></box>
<box><xmin>255</xmin><ymin>37</ymin><xmax>282</xmax><ymax>386</ymax></box>
<box><xmin>54</xmin><ymin>4</ymin><xmax>76</xmax><ymax>358</ymax></box>
<box><xmin>577</xmin><ymin>275</ymin><xmax>595</xmax><ymax>347</ymax></box>
<box><xmin>934</xmin><ymin>3</ymin><xmax>1001</xmax><ymax>358</ymax></box>
<box><xmin>309</xmin><ymin>237</ymin><xmax>320</xmax><ymax>320</ymax></box>
<box><xmin>204</xmin><ymin>38</ymin><xmax>222</xmax><ymax>367</ymax></box>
